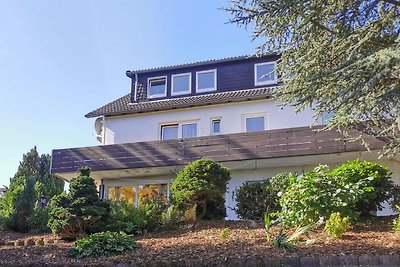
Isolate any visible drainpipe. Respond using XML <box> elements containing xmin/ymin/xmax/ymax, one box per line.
<box><xmin>101</xmin><ymin>115</ymin><xmax>106</xmax><ymax>145</ymax></box>
<box><xmin>134</xmin><ymin>73</ymin><xmax>138</xmax><ymax>102</ymax></box>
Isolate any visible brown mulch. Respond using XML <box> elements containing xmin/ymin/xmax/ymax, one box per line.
<box><xmin>0</xmin><ymin>216</ymin><xmax>399</xmax><ymax>266</ymax></box>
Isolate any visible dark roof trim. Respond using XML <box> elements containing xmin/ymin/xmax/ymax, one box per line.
<box><xmin>125</xmin><ymin>54</ymin><xmax>278</xmax><ymax>77</ymax></box>
<box><xmin>85</xmin><ymin>87</ymin><xmax>275</xmax><ymax>118</ymax></box>
<box><xmin>51</xmin><ymin>126</ymin><xmax>386</xmax><ymax>174</ymax></box>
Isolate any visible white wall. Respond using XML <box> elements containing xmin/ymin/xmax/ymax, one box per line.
<box><xmin>102</xmin><ymin>99</ymin><xmax>319</xmax><ymax>145</ymax></box>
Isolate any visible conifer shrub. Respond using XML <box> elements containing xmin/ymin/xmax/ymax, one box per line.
<box><xmin>27</xmin><ymin>206</ymin><xmax>50</xmax><ymax>233</ymax></box>
<box><xmin>48</xmin><ymin>167</ymin><xmax>110</xmax><ymax>240</ymax></box>
<box><xmin>170</xmin><ymin>158</ymin><xmax>230</xmax><ymax>220</ymax></box>
<box><xmin>0</xmin><ymin>176</ymin><xmax>37</xmax><ymax>232</ymax></box>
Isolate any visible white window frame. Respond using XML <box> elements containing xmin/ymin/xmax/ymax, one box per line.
<box><xmin>160</xmin><ymin>120</ymin><xmax>199</xmax><ymax>140</ymax></box>
<box><xmin>171</xmin><ymin>73</ymin><xmax>191</xmax><ymax>96</ymax></box>
<box><xmin>210</xmin><ymin>118</ymin><xmax>221</xmax><ymax>135</ymax></box>
<box><xmin>160</xmin><ymin>124</ymin><xmax>179</xmax><ymax>140</ymax></box>
<box><xmin>147</xmin><ymin>76</ymin><xmax>167</xmax><ymax>99</ymax></box>
<box><xmin>254</xmin><ymin>62</ymin><xmax>277</xmax><ymax>86</ymax></box>
<box><xmin>242</xmin><ymin>113</ymin><xmax>268</xmax><ymax>132</ymax></box>
<box><xmin>196</xmin><ymin>69</ymin><xmax>217</xmax><ymax>93</ymax></box>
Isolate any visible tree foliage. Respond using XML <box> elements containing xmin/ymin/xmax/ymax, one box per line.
<box><xmin>170</xmin><ymin>158</ymin><xmax>231</xmax><ymax>220</ymax></box>
<box><xmin>48</xmin><ymin>167</ymin><xmax>110</xmax><ymax>240</ymax></box>
<box><xmin>0</xmin><ymin>176</ymin><xmax>37</xmax><ymax>232</ymax></box>
<box><xmin>226</xmin><ymin>0</ymin><xmax>400</xmax><ymax>154</ymax></box>
<box><xmin>13</xmin><ymin>146</ymin><xmax>64</xmax><ymax>199</ymax></box>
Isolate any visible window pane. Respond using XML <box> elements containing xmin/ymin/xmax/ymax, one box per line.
<box><xmin>246</xmin><ymin>117</ymin><xmax>264</xmax><ymax>132</ymax></box>
<box><xmin>162</xmin><ymin>125</ymin><xmax>178</xmax><ymax>140</ymax></box>
<box><xmin>138</xmin><ymin>184</ymin><xmax>168</xmax><ymax>206</ymax></box>
<box><xmin>256</xmin><ymin>64</ymin><xmax>275</xmax><ymax>84</ymax></box>
<box><xmin>107</xmin><ymin>186</ymin><xmax>136</xmax><ymax>204</ymax></box>
<box><xmin>212</xmin><ymin>120</ymin><xmax>221</xmax><ymax>133</ymax></box>
<box><xmin>198</xmin><ymin>71</ymin><xmax>215</xmax><ymax>90</ymax></box>
<box><xmin>182</xmin><ymin>123</ymin><xmax>197</xmax><ymax>138</ymax></box>
<box><xmin>173</xmin><ymin>74</ymin><xmax>190</xmax><ymax>93</ymax></box>
<box><xmin>149</xmin><ymin>78</ymin><xmax>166</xmax><ymax>96</ymax></box>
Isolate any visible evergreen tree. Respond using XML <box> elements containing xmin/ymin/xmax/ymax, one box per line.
<box><xmin>12</xmin><ymin>146</ymin><xmax>64</xmax><ymax>199</ymax></box>
<box><xmin>48</xmin><ymin>167</ymin><xmax>110</xmax><ymax>240</ymax></box>
<box><xmin>226</xmin><ymin>0</ymin><xmax>400</xmax><ymax>154</ymax></box>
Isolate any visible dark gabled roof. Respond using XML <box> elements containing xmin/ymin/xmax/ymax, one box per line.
<box><xmin>51</xmin><ymin>126</ymin><xmax>387</xmax><ymax>174</ymax></box>
<box><xmin>85</xmin><ymin>87</ymin><xmax>275</xmax><ymax>118</ymax></box>
<box><xmin>126</xmin><ymin>54</ymin><xmax>277</xmax><ymax>76</ymax></box>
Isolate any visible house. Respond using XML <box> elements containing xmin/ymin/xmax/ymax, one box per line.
<box><xmin>51</xmin><ymin>55</ymin><xmax>400</xmax><ymax>220</ymax></box>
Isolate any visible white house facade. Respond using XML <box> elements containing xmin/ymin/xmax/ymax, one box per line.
<box><xmin>51</xmin><ymin>55</ymin><xmax>400</xmax><ymax>220</ymax></box>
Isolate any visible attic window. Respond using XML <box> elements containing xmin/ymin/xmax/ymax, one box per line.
<box><xmin>148</xmin><ymin>76</ymin><xmax>167</xmax><ymax>98</ymax></box>
<box><xmin>255</xmin><ymin>62</ymin><xmax>277</xmax><ymax>86</ymax></box>
<box><xmin>196</xmin><ymin>69</ymin><xmax>217</xmax><ymax>92</ymax></box>
<box><xmin>172</xmin><ymin>73</ymin><xmax>191</xmax><ymax>96</ymax></box>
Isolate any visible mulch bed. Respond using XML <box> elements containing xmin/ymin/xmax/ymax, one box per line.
<box><xmin>0</xmin><ymin>216</ymin><xmax>399</xmax><ymax>266</ymax></box>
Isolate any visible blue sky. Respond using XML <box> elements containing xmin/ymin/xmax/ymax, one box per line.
<box><xmin>0</xmin><ymin>1</ymin><xmax>259</xmax><ymax>187</ymax></box>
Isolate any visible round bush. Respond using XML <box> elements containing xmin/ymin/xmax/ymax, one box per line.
<box><xmin>332</xmin><ymin>160</ymin><xmax>394</xmax><ymax>214</ymax></box>
<box><xmin>235</xmin><ymin>173</ymin><xmax>296</xmax><ymax>220</ymax></box>
<box><xmin>170</xmin><ymin>158</ymin><xmax>230</xmax><ymax>220</ymax></box>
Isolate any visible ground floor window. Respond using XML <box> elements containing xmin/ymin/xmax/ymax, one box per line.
<box><xmin>107</xmin><ymin>186</ymin><xmax>136</xmax><ymax>204</ymax></box>
<box><xmin>107</xmin><ymin>183</ymin><xmax>169</xmax><ymax>207</ymax></box>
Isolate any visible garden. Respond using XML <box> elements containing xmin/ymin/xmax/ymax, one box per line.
<box><xmin>0</xmin><ymin>149</ymin><xmax>400</xmax><ymax>266</ymax></box>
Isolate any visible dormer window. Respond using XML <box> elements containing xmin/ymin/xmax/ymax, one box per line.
<box><xmin>172</xmin><ymin>73</ymin><xmax>191</xmax><ymax>96</ymax></box>
<box><xmin>148</xmin><ymin>76</ymin><xmax>167</xmax><ymax>98</ymax></box>
<box><xmin>254</xmin><ymin>62</ymin><xmax>277</xmax><ymax>86</ymax></box>
<box><xmin>196</xmin><ymin>69</ymin><xmax>217</xmax><ymax>93</ymax></box>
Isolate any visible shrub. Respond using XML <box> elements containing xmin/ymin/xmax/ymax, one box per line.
<box><xmin>27</xmin><ymin>206</ymin><xmax>50</xmax><ymax>233</ymax></box>
<box><xmin>236</xmin><ymin>180</ymin><xmax>275</xmax><ymax>220</ymax></box>
<box><xmin>171</xmin><ymin>158</ymin><xmax>230</xmax><ymax>220</ymax></box>
<box><xmin>0</xmin><ymin>176</ymin><xmax>37</xmax><ymax>232</ymax></box>
<box><xmin>333</xmin><ymin>160</ymin><xmax>394</xmax><ymax>215</ymax></box>
<box><xmin>324</xmin><ymin>212</ymin><xmax>351</xmax><ymax>238</ymax></box>
<box><xmin>394</xmin><ymin>206</ymin><xmax>400</xmax><ymax>234</ymax></box>
<box><xmin>279</xmin><ymin>165</ymin><xmax>369</xmax><ymax>226</ymax></box>
<box><xmin>235</xmin><ymin>173</ymin><xmax>296</xmax><ymax>220</ymax></box>
<box><xmin>161</xmin><ymin>205</ymin><xmax>183</xmax><ymax>230</ymax></box>
<box><xmin>138</xmin><ymin>196</ymin><xmax>166</xmax><ymax>232</ymax></box>
<box><xmin>68</xmin><ymin>231</ymin><xmax>138</xmax><ymax>258</ymax></box>
<box><xmin>108</xmin><ymin>200</ymin><xmax>140</xmax><ymax>235</ymax></box>
<box><xmin>48</xmin><ymin>167</ymin><xmax>110</xmax><ymax>240</ymax></box>
<box><xmin>0</xmin><ymin>216</ymin><xmax>6</xmax><ymax>231</ymax></box>
<box><xmin>220</xmin><ymin>227</ymin><xmax>231</xmax><ymax>239</ymax></box>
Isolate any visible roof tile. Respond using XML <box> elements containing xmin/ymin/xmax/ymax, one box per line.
<box><xmin>85</xmin><ymin>87</ymin><xmax>275</xmax><ymax>118</ymax></box>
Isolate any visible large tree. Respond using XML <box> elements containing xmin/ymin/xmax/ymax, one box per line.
<box><xmin>12</xmin><ymin>146</ymin><xmax>64</xmax><ymax>199</ymax></box>
<box><xmin>226</xmin><ymin>0</ymin><xmax>400</xmax><ymax>154</ymax></box>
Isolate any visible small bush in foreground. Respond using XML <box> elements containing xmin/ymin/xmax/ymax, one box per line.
<box><xmin>220</xmin><ymin>227</ymin><xmax>231</xmax><ymax>239</ymax></box>
<box><xmin>394</xmin><ymin>206</ymin><xmax>400</xmax><ymax>234</ymax></box>
<box><xmin>68</xmin><ymin>231</ymin><xmax>138</xmax><ymax>258</ymax></box>
<box><xmin>325</xmin><ymin>212</ymin><xmax>350</xmax><ymax>238</ymax></box>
